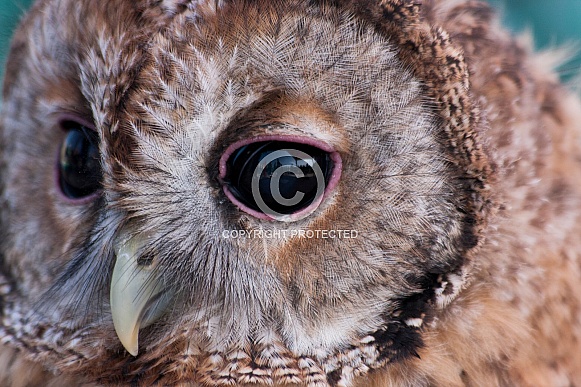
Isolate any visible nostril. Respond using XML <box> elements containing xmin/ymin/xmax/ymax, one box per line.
<box><xmin>219</xmin><ymin>135</ymin><xmax>342</xmax><ymax>221</ymax></box>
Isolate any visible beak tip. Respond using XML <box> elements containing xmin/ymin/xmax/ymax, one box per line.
<box><xmin>113</xmin><ymin>321</ymin><xmax>140</xmax><ymax>356</ymax></box>
<box><xmin>126</xmin><ymin>345</ymin><xmax>139</xmax><ymax>357</ymax></box>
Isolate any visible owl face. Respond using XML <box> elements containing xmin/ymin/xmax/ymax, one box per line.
<box><xmin>0</xmin><ymin>0</ymin><xmax>491</xmax><ymax>384</ymax></box>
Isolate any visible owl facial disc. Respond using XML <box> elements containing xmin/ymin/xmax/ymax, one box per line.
<box><xmin>110</xmin><ymin>230</ymin><xmax>171</xmax><ymax>356</ymax></box>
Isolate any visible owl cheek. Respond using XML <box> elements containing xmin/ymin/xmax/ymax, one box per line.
<box><xmin>110</xmin><ymin>228</ymin><xmax>173</xmax><ymax>356</ymax></box>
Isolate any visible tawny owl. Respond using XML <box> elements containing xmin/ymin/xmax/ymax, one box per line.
<box><xmin>1</xmin><ymin>0</ymin><xmax>580</xmax><ymax>385</ymax></box>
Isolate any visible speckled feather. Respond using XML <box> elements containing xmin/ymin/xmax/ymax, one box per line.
<box><xmin>0</xmin><ymin>0</ymin><xmax>580</xmax><ymax>386</ymax></box>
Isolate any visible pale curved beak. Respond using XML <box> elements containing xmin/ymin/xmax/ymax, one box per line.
<box><xmin>110</xmin><ymin>231</ymin><xmax>171</xmax><ymax>356</ymax></box>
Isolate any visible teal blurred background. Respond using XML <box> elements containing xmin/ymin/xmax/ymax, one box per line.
<box><xmin>1</xmin><ymin>0</ymin><xmax>33</xmax><ymax>90</ymax></box>
<box><xmin>1</xmin><ymin>0</ymin><xmax>581</xmax><ymax>99</ymax></box>
<box><xmin>489</xmin><ymin>0</ymin><xmax>581</xmax><ymax>83</ymax></box>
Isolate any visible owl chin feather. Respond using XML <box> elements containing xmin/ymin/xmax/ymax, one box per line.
<box><xmin>1</xmin><ymin>0</ymin><xmax>581</xmax><ymax>386</ymax></box>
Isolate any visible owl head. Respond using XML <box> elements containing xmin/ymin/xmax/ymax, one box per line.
<box><xmin>0</xmin><ymin>0</ymin><xmax>493</xmax><ymax>384</ymax></box>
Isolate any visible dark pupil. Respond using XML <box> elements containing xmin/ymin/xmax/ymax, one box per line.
<box><xmin>59</xmin><ymin>123</ymin><xmax>102</xmax><ymax>198</ymax></box>
<box><xmin>225</xmin><ymin>141</ymin><xmax>333</xmax><ymax>215</ymax></box>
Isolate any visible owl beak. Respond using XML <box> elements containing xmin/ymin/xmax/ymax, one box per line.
<box><xmin>110</xmin><ymin>231</ymin><xmax>170</xmax><ymax>356</ymax></box>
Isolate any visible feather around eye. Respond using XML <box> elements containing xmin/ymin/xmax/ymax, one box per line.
<box><xmin>1</xmin><ymin>0</ymin><xmax>581</xmax><ymax>386</ymax></box>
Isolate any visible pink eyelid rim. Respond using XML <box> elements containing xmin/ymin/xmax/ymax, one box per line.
<box><xmin>219</xmin><ymin>135</ymin><xmax>343</xmax><ymax>221</ymax></box>
<box><xmin>54</xmin><ymin>114</ymin><xmax>101</xmax><ymax>205</ymax></box>
<box><xmin>57</xmin><ymin>114</ymin><xmax>97</xmax><ymax>131</ymax></box>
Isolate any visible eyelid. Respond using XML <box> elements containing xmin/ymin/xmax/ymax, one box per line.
<box><xmin>56</xmin><ymin>113</ymin><xmax>97</xmax><ymax>132</ymax></box>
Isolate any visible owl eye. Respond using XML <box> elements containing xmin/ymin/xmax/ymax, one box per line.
<box><xmin>221</xmin><ymin>140</ymin><xmax>340</xmax><ymax>220</ymax></box>
<box><xmin>58</xmin><ymin>121</ymin><xmax>102</xmax><ymax>199</ymax></box>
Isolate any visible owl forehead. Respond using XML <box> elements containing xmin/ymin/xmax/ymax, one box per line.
<box><xmin>83</xmin><ymin>0</ymin><xmax>424</xmax><ymax>165</ymax></box>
